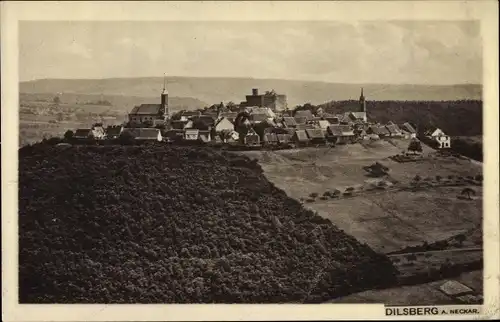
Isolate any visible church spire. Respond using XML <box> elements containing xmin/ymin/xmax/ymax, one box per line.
<box><xmin>162</xmin><ymin>73</ymin><xmax>167</xmax><ymax>94</ymax></box>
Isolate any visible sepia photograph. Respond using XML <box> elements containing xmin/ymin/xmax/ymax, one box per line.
<box><xmin>2</xmin><ymin>1</ymin><xmax>499</xmax><ymax>321</ymax></box>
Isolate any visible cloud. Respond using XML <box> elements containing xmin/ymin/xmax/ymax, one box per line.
<box><xmin>64</xmin><ymin>40</ymin><xmax>93</xmax><ymax>59</ymax></box>
<box><xmin>19</xmin><ymin>21</ymin><xmax>482</xmax><ymax>84</ymax></box>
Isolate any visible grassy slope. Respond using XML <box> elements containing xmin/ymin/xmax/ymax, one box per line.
<box><xmin>20</xmin><ymin>77</ymin><xmax>482</xmax><ymax>107</ymax></box>
<box><xmin>241</xmin><ymin>139</ymin><xmax>482</xmax><ymax>253</ymax></box>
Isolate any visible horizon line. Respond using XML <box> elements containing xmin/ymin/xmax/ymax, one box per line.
<box><xmin>20</xmin><ymin>76</ymin><xmax>482</xmax><ymax>87</ymax></box>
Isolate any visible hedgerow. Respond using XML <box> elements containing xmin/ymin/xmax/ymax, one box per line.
<box><xmin>19</xmin><ymin>144</ymin><xmax>397</xmax><ymax>303</ymax></box>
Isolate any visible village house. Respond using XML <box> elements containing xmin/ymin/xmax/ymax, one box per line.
<box><xmin>277</xmin><ymin>133</ymin><xmax>292</xmax><ymax>145</ymax></box>
<box><xmin>306</xmin><ymin>128</ymin><xmax>326</xmax><ymax>144</ymax></box>
<box><xmin>214</xmin><ymin>117</ymin><xmax>234</xmax><ymax>133</ymax></box>
<box><xmin>292</xmin><ymin>129</ymin><xmax>310</xmax><ymax>146</ymax></box>
<box><xmin>263</xmin><ymin>133</ymin><xmax>278</xmax><ymax>146</ymax></box>
<box><xmin>244</xmin><ymin>127</ymin><xmax>260</xmax><ymax>146</ymax></box>
<box><xmin>425</xmin><ymin>127</ymin><xmax>451</xmax><ymax>149</ymax></box>
<box><xmin>327</xmin><ymin>125</ymin><xmax>356</xmax><ymax>144</ymax></box>
<box><xmin>367</xmin><ymin>125</ymin><xmax>390</xmax><ymax>138</ymax></box>
<box><xmin>294</xmin><ymin>110</ymin><xmax>314</xmax><ymax>122</ymax></box>
<box><xmin>73</xmin><ymin>128</ymin><xmax>94</xmax><ymax>140</ymax></box>
<box><xmin>105</xmin><ymin>125</ymin><xmax>123</xmax><ymax>139</ymax></box>
<box><xmin>385</xmin><ymin>123</ymin><xmax>404</xmax><ymax>137</ymax></box>
<box><xmin>121</xmin><ymin>128</ymin><xmax>163</xmax><ymax>142</ymax></box>
<box><xmin>282</xmin><ymin>116</ymin><xmax>298</xmax><ymax>128</ymax></box>
<box><xmin>184</xmin><ymin>129</ymin><xmax>200</xmax><ymax>141</ymax></box>
<box><xmin>401</xmin><ymin>122</ymin><xmax>417</xmax><ymax>139</ymax></box>
<box><xmin>198</xmin><ymin>130</ymin><xmax>211</xmax><ymax>143</ymax></box>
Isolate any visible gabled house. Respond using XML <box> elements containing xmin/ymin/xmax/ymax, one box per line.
<box><xmin>424</xmin><ymin>127</ymin><xmax>451</xmax><ymax>149</ymax></box>
<box><xmin>282</xmin><ymin>117</ymin><xmax>298</xmax><ymax>128</ymax></box>
<box><xmin>170</xmin><ymin>119</ymin><xmax>190</xmax><ymax>130</ymax></box>
<box><xmin>367</xmin><ymin>125</ymin><xmax>390</xmax><ymax>138</ymax></box>
<box><xmin>292</xmin><ymin>129</ymin><xmax>310</xmax><ymax>145</ymax></box>
<box><xmin>348</xmin><ymin>112</ymin><xmax>367</xmax><ymax>123</ymax></box>
<box><xmin>385</xmin><ymin>123</ymin><xmax>403</xmax><ymax>137</ymax></box>
<box><xmin>198</xmin><ymin>130</ymin><xmax>212</xmax><ymax>143</ymax></box>
<box><xmin>327</xmin><ymin>125</ymin><xmax>355</xmax><ymax>144</ymax></box>
<box><xmin>214</xmin><ymin>117</ymin><xmax>234</xmax><ymax>133</ymax></box>
<box><xmin>73</xmin><ymin>129</ymin><xmax>93</xmax><ymax>140</ymax></box>
<box><xmin>324</xmin><ymin>116</ymin><xmax>340</xmax><ymax>125</ymax></box>
<box><xmin>276</xmin><ymin>133</ymin><xmax>292</xmax><ymax>145</ymax></box>
<box><xmin>294</xmin><ymin>116</ymin><xmax>308</xmax><ymax>125</ymax></box>
<box><xmin>294</xmin><ymin>110</ymin><xmax>314</xmax><ymax>121</ymax></box>
<box><xmin>305</xmin><ymin>128</ymin><xmax>326</xmax><ymax>144</ymax></box>
<box><xmin>244</xmin><ymin>128</ymin><xmax>260</xmax><ymax>146</ymax></box>
<box><xmin>121</xmin><ymin>128</ymin><xmax>163</xmax><ymax>142</ymax></box>
<box><xmin>401</xmin><ymin>122</ymin><xmax>417</xmax><ymax>138</ymax></box>
<box><xmin>263</xmin><ymin>133</ymin><xmax>278</xmax><ymax>145</ymax></box>
<box><xmin>317</xmin><ymin>120</ymin><xmax>331</xmax><ymax>130</ymax></box>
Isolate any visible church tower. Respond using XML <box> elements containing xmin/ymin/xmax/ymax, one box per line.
<box><xmin>160</xmin><ymin>73</ymin><xmax>169</xmax><ymax>120</ymax></box>
<box><xmin>359</xmin><ymin>87</ymin><xmax>366</xmax><ymax>113</ymax></box>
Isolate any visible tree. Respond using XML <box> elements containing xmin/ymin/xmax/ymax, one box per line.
<box><xmin>119</xmin><ymin>131</ymin><xmax>135</xmax><ymax>145</ymax></box>
<box><xmin>455</xmin><ymin>234</ymin><xmax>466</xmax><ymax>247</ymax></box>
<box><xmin>53</xmin><ymin>96</ymin><xmax>61</xmax><ymax>104</ymax></box>
<box><xmin>63</xmin><ymin>130</ymin><xmax>74</xmax><ymax>141</ymax></box>
<box><xmin>461</xmin><ymin>187</ymin><xmax>476</xmax><ymax>200</ymax></box>
<box><xmin>407</xmin><ymin>139</ymin><xmax>423</xmax><ymax>154</ymax></box>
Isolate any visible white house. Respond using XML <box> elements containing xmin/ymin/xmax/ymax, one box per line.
<box><xmin>425</xmin><ymin>127</ymin><xmax>451</xmax><ymax>149</ymax></box>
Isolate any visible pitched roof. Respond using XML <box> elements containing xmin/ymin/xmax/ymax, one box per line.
<box><xmin>130</xmin><ymin>104</ymin><xmax>162</xmax><ymax>115</ymax></box>
<box><xmin>106</xmin><ymin>126</ymin><xmax>123</xmax><ymax>137</ymax></box>
<box><xmin>386</xmin><ymin>124</ymin><xmax>402</xmax><ymax>134</ymax></box>
<box><xmin>401</xmin><ymin>122</ymin><xmax>417</xmax><ymax>133</ymax></box>
<box><xmin>264</xmin><ymin>133</ymin><xmax>278</xmax><ymax>143</ymax></box>
<box><xmin>369</xmin><ymin>125</ymin><xmax>390</xmax><ymax>135</ymax></box>
<box><xmin>325</xmin><ymin>117</ymin><xmax>340</xmax><ymax>124</ymax></box>
<box><xmin>214</xmin><ymin>117</ymin><xmax>234</xmax><ymax>127</ymax></box>
<box><xmin>305</xmin><ymin>128</ymin><xmax>325</xmax><ymax>139</ymax></box>
<box><xmin>294</xmin><ymin>110</ymin><xmax>314</xmax><ymax>120</ymax></box>
<box><xmin>294</xmin><ymin>116</ymin><xmax>307</xmax><ymax>124</ymax></box>
<box><xmin>74</xmin><ymin>129</ymin><xmax>92</xmax><ymax>138</ymax></box>
<box><xmin>328</xmin><ymin>125</ymin><xmax>355</xmax><ymax>137</ymax></box>
<box><xmin>350</xmin><ymin>112</ymin><xmax>366</xmax><ymax>120</ymax></box>
<box><xmin>318</xmin><ymin>120</ymin><xmax>331</xmax><ymax>129</ymax></box>
<box><xmin>276</xmin><ymin>133</ymin><xmax>292</xmax><ymax>143</ymax></box>
<box><xmin>282</xmin><ymin>116</ymin><xmax>297</xmax><ymax>127</ymax></box>
<box><xmin>250</xmin><ymin>113</ymin><xmax>269</xmax><ymax>123</ymax></box>
<box><xmin>293</xmin><ymin>130</ymin><xmax>309</xmax><ymax>142</ymax></box>
<box><xmin>181</xmin><ymin>110</ymin><xmax>201</xmax><ymax>117</ymax></box>
<box><xmin>198</xmin><ymin>130</ymin><xmax>211</xmax><ymax>142</ymax></box>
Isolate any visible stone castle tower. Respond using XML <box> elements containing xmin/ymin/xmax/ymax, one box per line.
<box><xmin>160</xmin><ymin>74</ymin><xmax>169</xmax><ymax>120</ymax></box>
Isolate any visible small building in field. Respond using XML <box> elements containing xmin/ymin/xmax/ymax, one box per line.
<box><xmin>425</xmin><ymin>127</ymin><xmax>451</xmax><ymax>149</ymax></box>
<box><xmin>327</xmin><ymin>125</ymin><xmax>355</xmax><ymax>144</ymax></box>
<box><xmin>184</xmin><ymin>129</ymin><xmax>200</xmax><ymax>141</ymax></box>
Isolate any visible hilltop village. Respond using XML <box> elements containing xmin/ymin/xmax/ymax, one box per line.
<box><xmin>68</xmin><ymin>84</ymin><xmax>452</xmax><ymax>150</ymax></box>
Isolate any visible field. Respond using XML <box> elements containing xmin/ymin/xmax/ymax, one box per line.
<box><xmin>241</xmin><ymin>139</ymin><xmax>482</xmax><ymax>253</ymax></box>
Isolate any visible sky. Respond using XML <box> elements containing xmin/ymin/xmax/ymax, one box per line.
<box><xmin>19</xmin><ymin>20</ymin><xmax>482</xmax><ymax>84</ymax></box>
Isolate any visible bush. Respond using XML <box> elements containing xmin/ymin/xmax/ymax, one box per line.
<box><xmin>309</xmin><ymin>192</ymin><xmax>318</xmax><ymax>199</ymax></box>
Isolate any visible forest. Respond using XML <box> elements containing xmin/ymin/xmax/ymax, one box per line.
<box><xmin>19</xmin><ymin>143</ymin><xmax>398</xmax><ymax>303</ymax></box>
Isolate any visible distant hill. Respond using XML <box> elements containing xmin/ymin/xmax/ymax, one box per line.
<box><xmin>20</xmin><ymin>77</ymin><xmax>482</xmax><ymax>108</ymax></box>
<box><xmin>19</xmin><ymin>92</ymin><xmax>208</xmax><ymax>113</ymax></box>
